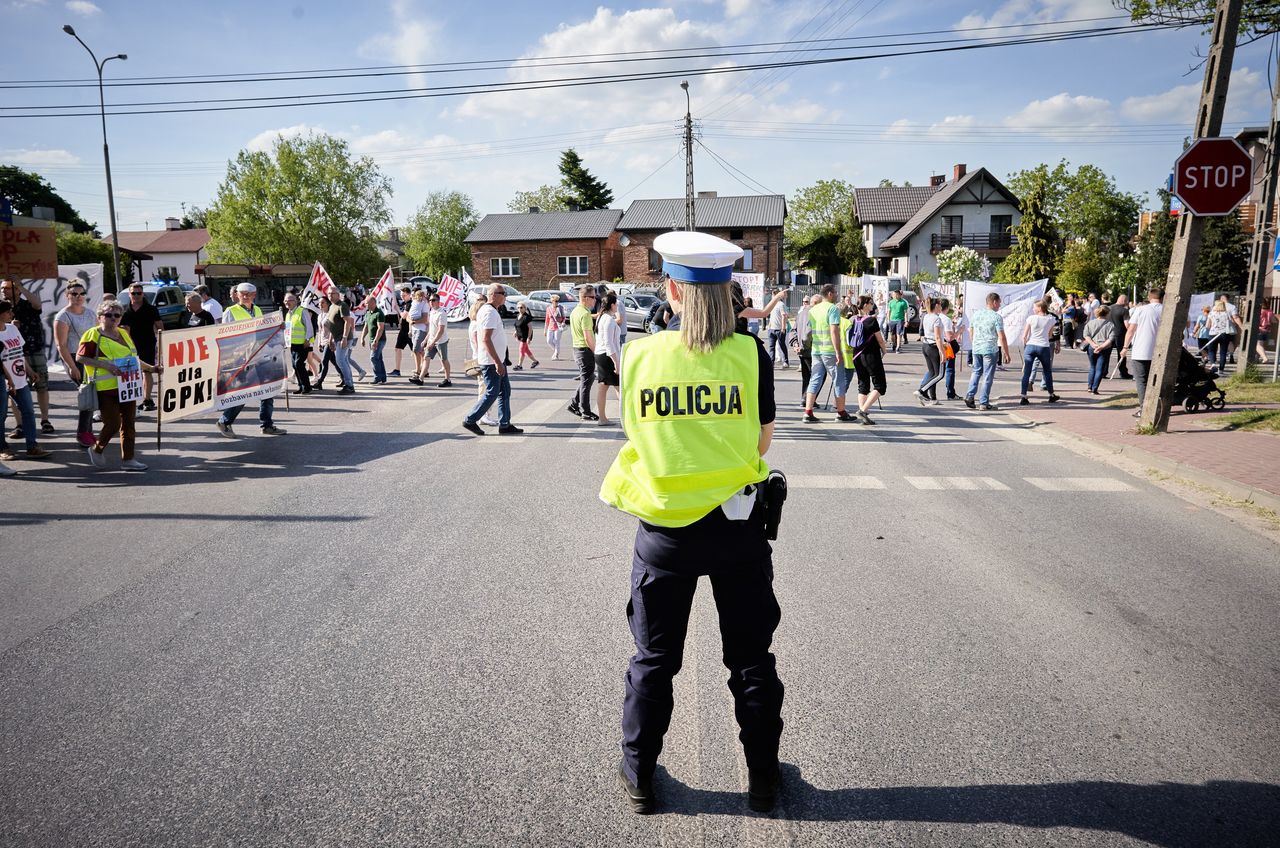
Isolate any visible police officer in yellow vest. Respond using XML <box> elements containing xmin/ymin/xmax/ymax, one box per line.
<box><xmin>283</xmin><ymin>291</ymin><xmax>315</xmax><ymax>394</ymax></box>
<box><xmin>216</xmin><ymin>283</ymin><xmax>287</xmax><ymax>438</ymax></box>
<box><xmin>600</xmin><ymin>231</ymin><xmax>784</xmax><ymax>815</ymax></box>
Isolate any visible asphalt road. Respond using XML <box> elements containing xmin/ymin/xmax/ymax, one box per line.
<box><xmin>2</xmin><ymin>338</ymin><xmax>1277</xmax><ymax>847</ymax></box>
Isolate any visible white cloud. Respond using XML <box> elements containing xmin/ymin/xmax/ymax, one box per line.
<box><xmin>64</xmin><ymin>0</ymin><xmax>100</xmax><ymax>15</ymax></box>
<box><xmin>877</xmin><ymin>66</ymin><xmax>892</xmax><ymax>81</ymax></box>
<box><xmin>883</xmin><ymin>118</ymin><xmax>915</xmax><ymax>139</ymax></box>
<box><xmin>1121</xmin><ymin>67</ymin><xmax>1265</xmax><ymax>123</ymax></box>
<box><xmin>1003</xmin><ymin>92</ymin><xmax>1113</xmax><ymax>129</ymax></box>
<box><xmin>245</xmin><ymin>124</ymin><xmax>322</xmax><ymax>152</ymax></box>
<box><xmin>724</xmin><ymin>0</ymin><xmax>754</xmax><ymax>18</ymax></box>
<box><xmin>956</xmin><ymin>0</ymin><xmax>1114</xmax><ymax>30</ymax></box>
<box><xmin>928</xmin><ymin>115</ymin><xmax>977</xmax><ymax>138</ymax></box>
<box><xmin>0</xmin><ymin>147</ymin><xmax>80</xmax><ymax>166</ymax></box>
<box><xmin>359</xmin><ymin>0</ymin><xmax>441</xmax><ymax>89</ymax></box>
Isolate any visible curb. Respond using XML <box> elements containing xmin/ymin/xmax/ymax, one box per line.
<box><xmin>1004</xmin><ymin>410</ymin><xmax>1280</xmax><ymax>516</ymax></box>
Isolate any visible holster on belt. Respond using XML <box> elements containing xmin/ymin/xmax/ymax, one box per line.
<box><xmin>760</xmin><ymin>469</ymin><xmax>788</xmax><ymax>541</ymax></box>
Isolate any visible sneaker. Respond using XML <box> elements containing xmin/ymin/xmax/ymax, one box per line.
<box><xmin>580</xmin><ymin>412</ymin><xmax>599</xmax><ymax>422</ymax></box>
<box><xmin>0</xmin><ymin>448</ymin><xmax>15</xmax><ymax>461</ymax></box>
<box><xmin>497</xmin><ymin>425</ymin><xmax>525</xmax><ymax>435</ymax></box>
<box><xmin>261</xmin><ymin>425</ymin><xmax>287</xmax><ymax>435</ymax></box>
<box><xmin>357</xmin><ymin>373</ymin><xmax>368</xmax><ymax>382</ymax></box>
<box><xmin>337</xmin><ymin>386</ymin><xmax>355</xmax><ymax>395</ymax></box>
<box><xmin>1047</xmin><ymin>394</ymin><xmax>1061</xmax><ymax>403</ymax></box>
<box><xmin>857</xmin><ymin>410</ymin><xmax>875</xmax><ymax>425</ymax></box>
<box><xmin>836</xmin><ymin>411</ymin><xmax>856</xmax><ymax>422</ymax></box>
<box><xmin>7</xmin><ymin>428</ymin><xmax>21</xmax><ymax>441</ymax></box>
<box><xmin>530</xmin><ymin>361</ymin><xmax>539</xmax><ymax>370</ymax></box>
<box><xmin>313</xmin><ymin>384</ymin><xmax>324</xmax><ymax>391</ymax></box>
<box><xmin>481</xmin><ymin>416</ymin><xmax>500</xmax><ymax>426</ymax></box>
<box><xmin>390</xmin><ymin>370</ymin><xmax>401</xmax><ymax>377</ymax></box>
<box><xmin>437</xmin><ymin>379</ymin><xmax>452</xmax><ymax>388</ymax></box>
<box><xmin>461</xmin><ymin>419</ymin><xmax>485</xmax><ymax>436</ymax></box>
<box><xmin>618</xmin><ymin>760</ymin><xmax>655</xmax><ymax>815</ymax></box>
<box><xmin>76</xmin><ymin>431</ymin><xmax>96</xmax><ymax>447</ymax></box>
<box><xmin>25</xmin><ymin>446</ymin><xmax>50</xmax><ymax>459</ymax></box>
<box><xmin>916</xmin><ymin>390</ymin><xmax>929</xmax><ymax>407</ymax></box>
<box><xmin>0</xmin><ymin>462</ymin><xmax>14</xmax><ymax>477</ymax></box>
<box><xmin>802</xmin><ymin>412</ymin><xmax>820</xmax><ymax>423</ymax></box>
<box><xmin>121</xmin><ymin>459</ymin><xmax>148</xmax><ymax>472</ymax></box>
<box><xmin>747</xmin><ymin>763</ymin><xmax>781</xmax><ymax>813</ymax></box>
<box><xmin>216</xmin><ymin>421</ymin><xmax>238</xmax><ymax>439</ymax></box>
<box><xmin>512</xmin><ymin>365</ymin><xmax>523</xmax><ymax>371</ymax></box>
<box><xmin>963</xmin><ymin>395</ymin><xmax>976</xmax><ymax>410</ymax></box>
<box><xmin>408</xmin><ymin>377</ymin><xmax>424</xmax><ymax>386</ymax></box>
<box><xmin>1019</xmin><ymin>397</ymin><xmax>1030</xmax><ymax>406</ymax></box>
<box><xmin>140</xmin><ymin>400</ymin><xmax>157</xmax><ymax>412</ymax></box>
<box><xmin>40</xmin><ymin>420</ymin><xmax>55</xmax><ymax>434</ymax></box>
<box><xmin>87</xmin><ymin>446</ymin><xmax>105</xmax><ymax>467</ymax></box>
<box><xmin>980</xmin><ymin>403</ymin><xmax>999</xmax><ymax>411</ymax></box>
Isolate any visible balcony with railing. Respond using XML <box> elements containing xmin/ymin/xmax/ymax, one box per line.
<box><xmin>930</xmin><ymin>232</ymin><xmax>1017</xmax><ymax>254</ymax></box>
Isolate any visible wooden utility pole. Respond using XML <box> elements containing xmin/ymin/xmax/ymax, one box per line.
<box><xmin>681</xmin><ymin>80</ymin><xmax>695</xmax><ymax>231</ymax></box>
<box><xmin>1140</xmin><ymin>0</ymin><xmax>1243</xmax><ymax>431</ymax></box>
<box><xmin>1238</xmin><ymin>66</ymin><xmax>1280</xmax><ymax>368</ymax></box>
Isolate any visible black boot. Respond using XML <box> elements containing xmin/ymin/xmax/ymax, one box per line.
<box><xmin>617</xmin><ymin>760</ymin><xmax>655</xmax><ymax>814</ymax></box>
<box><xmin>748</xmin><ymin>763</ymin><xmax>781</xmax><ymax>812</ymax></box>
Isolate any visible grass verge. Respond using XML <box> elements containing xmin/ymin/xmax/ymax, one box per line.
<box><xmin>1216</xmin><ymin>408</ymin><xmax>1280</xmax><ymax>433</ymax></box>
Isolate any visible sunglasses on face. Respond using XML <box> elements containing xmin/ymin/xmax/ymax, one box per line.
<box><xmin>103</xmin><ymin>313</ymin><xmax>123</xmax><ymax>319</ymax></box>
<box><xmin>68</xmin><ymin>290</ymin><xmax>86</xmax><ymax>296</ymax></box>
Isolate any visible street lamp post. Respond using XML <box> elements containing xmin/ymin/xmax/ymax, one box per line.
<box><xmin>63</xmin><ymin>24</ymin><xmax>126</xmax><ymax>292</ymax></box>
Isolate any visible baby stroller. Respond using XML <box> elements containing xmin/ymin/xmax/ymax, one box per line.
<box><xmin>1175</xmin><ymin>347</ymin><xmax>1226</xmax><ymax>412</ymax></box>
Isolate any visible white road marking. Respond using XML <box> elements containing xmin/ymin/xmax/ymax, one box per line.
<box><xmin>1024</xmin><ymin>477</ymin><xmax>1136</xmax><ymax>492</ymax></box>
<box><xmin>906</xmin><ymin>476</ymin><xmax>1011</xmax><ymax>491</ymax></box>
<box><xmin>788</xmin><ymin>475</ymin><xmax>886</xmax><ymax>489</ymax></box>
<box><xmin>984</xmin><ymin>425</ymin><xmax>1055</xmax><ymax>445</ymax></box>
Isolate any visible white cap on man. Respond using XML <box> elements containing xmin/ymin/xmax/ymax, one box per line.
<box><xmin>653</xmin><ymin>231</ymin><xmax>743</xmax><ymax>284</ymax></box>
<box><xmin>235</xmin><ymin>283</ymin><xmax>257</xmax><ymax>294</ymax></box>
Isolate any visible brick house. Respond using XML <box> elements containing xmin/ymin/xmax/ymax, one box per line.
<box><xmin>615</xmin><ymin>193</ymin><xmax>786</xmax><ymax>284</ymax></box>
<box><xmin>464</xmin><ymin>208</ymin><xmax>624</xmax><ymax>291</ymax></box>
<box><xmin>854</xmin><ymin>165</ymin><xmax>1021</xmax><ymax>280</ymax></box>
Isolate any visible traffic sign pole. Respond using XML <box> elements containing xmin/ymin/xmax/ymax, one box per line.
<box><xmin>1140</xmin><ymin>0</ymin><xmax>1242</xmax><ymax>433</ymax></box>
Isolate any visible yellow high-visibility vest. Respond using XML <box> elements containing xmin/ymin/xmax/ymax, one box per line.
<box><xmin>600</xmin><ymin>330</ymin><xmax>767</xmax><ymax>528</ymax></box>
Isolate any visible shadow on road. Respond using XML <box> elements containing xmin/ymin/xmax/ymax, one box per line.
<box><xmin>654</xmin><ymin>764</ymin><xmax>1280</xmax><ymax>847</ymax></box>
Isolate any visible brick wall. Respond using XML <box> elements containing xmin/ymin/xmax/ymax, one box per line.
<box><xmin>467</xmin><ymin>234</ymin><xmax>622</xmax><ymax>292</ymax></box>
<box><xmin>620</xmin><ymin>227</ymin><xmax>782</xmax><ymax>283</ymax></box>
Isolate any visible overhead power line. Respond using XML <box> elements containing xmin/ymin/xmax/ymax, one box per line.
<box><xmin>0</xmin><ymin>22</ymin><xmax>1186</xmax><ymax>120</ymax></box>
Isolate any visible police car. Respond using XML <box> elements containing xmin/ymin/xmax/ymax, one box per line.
<box><xmin>141</xmin><ymin>283</ymin><xmax>191</xmax><ymax>328</ymax></box>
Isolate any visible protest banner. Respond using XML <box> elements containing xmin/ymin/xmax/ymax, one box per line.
<box><xmin>962</xmin><ymin>279</ymin><xmax>1048</xmax><ymax>348</ymax></box>
<box><xmin>158</xmin><ymin>311</ymin><xmax>286</xmax><ymax>423</ymax></box>
<box><xmin>918</xmin><ymin>281</ymin><xmax>957</xmax><ymax>302</ymax></box>
<box><xmin>300</xmin><ymin>261</ymin><xmax>338</xmax><ymax>315</ymax></box>
<box><xmin>1</xmin><ymin>222</ymin><xmax>58</xmax><ymax>280</ymax></box>
<box><xmin>442</xmin><ymin>272</ymin><xmax>468</xmax><ymax>322</ymax></box>
<box><xmin>18</xmin><ymin>263</ymin><xmax>106</xmax><ymax>366</ymax></box>
<box><xmin>371</xmin><ymin>267</ymin><xmax>398</xmax><ymax>316</ymax></box>
<box><xmin>115</xmin><ymin>355</ymin><xmax>143</xmax><ymax>403</ymax></box>
<box><xmin>731</xmin><ymin>272</ymin><xmax>765</xmax><ymax>309</ymax></box>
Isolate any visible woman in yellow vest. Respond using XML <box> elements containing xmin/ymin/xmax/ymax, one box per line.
<box><xmin>600</xmin><ymin>230</ymin><xmax>783</xmax><ymax>815</ymax></box>
<box><xmin>77</xmin><ymin>300</ymin><xmax>162</xmax><ymax>471</ymax></box>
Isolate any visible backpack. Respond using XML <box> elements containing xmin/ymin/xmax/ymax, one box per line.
<box><xmin>846</xmin><ymin>315</ymin><xmax>868</xmax><ymax>351</ymax></box>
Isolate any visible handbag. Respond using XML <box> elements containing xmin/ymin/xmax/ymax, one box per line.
<box><xmin>463</xmin><ymin>358</ymin><xmax>482</xmax><ymax>378</ymax></box>
<box><xmin>77</xmin><ymin>377</ymin><xmax>99</xmax><ymax>412</ymax></box>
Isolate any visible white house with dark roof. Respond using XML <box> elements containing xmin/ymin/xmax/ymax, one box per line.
<box><xmin>854</xmin><ymin>165</ymin><xmax>1021</xmax><ymax>280</ymax></box>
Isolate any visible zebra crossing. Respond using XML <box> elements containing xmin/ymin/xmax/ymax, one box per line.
<box><xmin>786</xmin><ymin>474</ymin><xmax>1133</xmax><ymax>492</ymax></box>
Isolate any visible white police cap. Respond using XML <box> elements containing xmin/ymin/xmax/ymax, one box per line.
<box><xmin>653</xmin><ymin>231</ymin><xmax>744</xmax><ymax>284</ymax></box>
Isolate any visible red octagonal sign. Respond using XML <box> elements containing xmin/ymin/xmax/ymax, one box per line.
<box><xmin>1173</xmin><ymin>137</ymin><xmax>1253</xmax><ymax>216</ymax></box>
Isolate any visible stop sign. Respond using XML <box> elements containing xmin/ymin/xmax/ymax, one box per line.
<box><xmin>1173</xmin><ymin>137</ymin><xmax>1254</xmax><ymax>216</ymax></box>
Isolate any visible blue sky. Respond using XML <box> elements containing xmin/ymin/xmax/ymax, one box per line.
<box><xmin>2</xmin><ymin>0</ymin><xmax>1274</xmax><ymax>234</ymax></box>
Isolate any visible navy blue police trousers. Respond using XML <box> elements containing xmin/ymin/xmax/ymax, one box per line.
<box><xmin>621</xmin><ymin>503</ymin><xmax>785</xmax><ymax>786</ymax></box>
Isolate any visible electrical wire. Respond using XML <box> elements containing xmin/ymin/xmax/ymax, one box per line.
<box><xmin>696</xmin><ymin>140</ymin><xmax>777</xmax><ymax>195</ymax></box>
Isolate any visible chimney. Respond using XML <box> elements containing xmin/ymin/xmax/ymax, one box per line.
<box><xmin>952</xmin><ymin>164</ymin><xmax>967</xmax><ymax>181</ymax></box>
<box><xmin>929</xmin><ymin>174</ymin><xmax>945</xmax><ymax>187</ymax></box>
<box><xmin>528</xmin><ymin>206</ymin><xmax>540</xmax><ymax>214</ymax></box>
<box><xmin>165</xmin><ymin>216</ymin><xmax>180</xmax><ymax>230</ymax></box>
<box><xmin>388</xmin><ymin>227</ymin><xmax>399</xmax><ymax>241</ymax></box>
<box><xmin>569</xmin><ymin>203</ymin><xmax>581</xmax><ymax>212</ymax></box>
<box><xmin>697</xmin><ymin>191</ymin><xmax>718</xmax><ymax>198</ymax></box>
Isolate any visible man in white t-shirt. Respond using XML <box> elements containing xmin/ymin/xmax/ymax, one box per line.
<box><xmin>195</xmin><ymin>284</ymin><xmax>224</xmax><ymax>322</ymax></box>
<box><xmin>462</xmin><ymin>284</ymin><xmax>521</xmax><ymax>436</ymax></box>
<box><xmin>1122</xmin><ymin>287</ymin><xmax>1164</xmax><ymax>414</ymax></box>
<box><xmin>765</xmin><ymin>295</ymin><xmax>790</xmax><ymax>368</ymax></box>
<box><xmin>423</xmin><ymin>292</ymin><xmax>453</xmax><ymax>387</ymax></box>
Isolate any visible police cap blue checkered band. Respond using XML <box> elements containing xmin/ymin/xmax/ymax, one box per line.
<box><xmin>654</xmin><ymin>231</ymin><xmax>744</xmax><ymax>284</ymax></box>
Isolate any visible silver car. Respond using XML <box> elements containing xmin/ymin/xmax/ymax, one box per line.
<box><xmin>523</xmin><ymin>289</ymin><xmax>579</xmax><ymax>320</ymax></box>
<box><xmin>622</xmin><ymin>292</ymin><xmax>661</xmax><ymax>331</ymax></box>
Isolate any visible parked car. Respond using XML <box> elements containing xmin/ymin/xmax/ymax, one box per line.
<box><xmin>408</xmin><ymin>275</ymin><xmax>437</xmax><ymax>293</ymax></box>
<box><xmin>622</xmin><ymin>292</ymin><xmax>662</xmax><ymax>331</ymax></box>
<box><xmin>523</xmin><ymin>289</ymin><xmax>579</xmax><ymax>320</ymax></box>
<box><xmin>141</xmin><ymin>283</ymin><xmax>189</xmax><ymax>328</ymax></box>
<box><xmin>466</xmin><ymin>284</ymin><xmax>526</xmax><ymax>318</ymax></box>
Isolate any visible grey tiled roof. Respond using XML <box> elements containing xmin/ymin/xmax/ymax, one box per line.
<box><xmin>465</xmin><ymin>209</ymin><xmax>623</xmax><ymax>242</ymax></box>
<box><xmin>852</xmin><ymin>186</ymin><xmax>940</xmax><ymax>224</ymax></box>
<box><xmin>880</xmin><ymin>168</ymin><xmax>1020</xmax><ymax>250</ymax></box>
<box><xmin>617</xmin><ymin>195</ymin><xmax>785</xmax><ymax>230</ymax></box>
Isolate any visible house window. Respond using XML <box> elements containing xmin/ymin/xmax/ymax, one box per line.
<box><xmin>558</xmin><ymin>255</ymin><xmax>589</xmax><ymax>276</ymax></box>
<box><xmin>648</xmin><ymin>249</ymin><xmax>663</xmax><ymax>272</ymax></box>
<box><xmin>941</xmin><ymin>216</ymin><xmax>963</xmax><ymax>236</ymax></box>
<box><xmin>729</xmin><ymin>229</ymin><xmax>744</xmax><ymax>240</ymax></box>
<box><xmin>990</xmin><ymin>215</ymin><xmax>1012</xmax><ymax>234</ymax></box>
<box><xmin>734</xmin><ymin>249</ymin><xmax>753</xmax><ymax>271</ymax></box>
<box><xmin>490</xmin><ymin>257</ymin><xmax>520</xmax><ymax>278</ymax></box>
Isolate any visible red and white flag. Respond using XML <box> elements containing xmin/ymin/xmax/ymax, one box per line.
<box><xmin>439</xmin><ymin>273</ymin><xmax>465</xmax><ymax>310</ymax></box>
<box><xmin>300</xmin><ymin>261</ymin><xmax>340</xmax><ymax>313</ymax></box>
<box><xmin>371</xmin><ymin>266</ymin><xmax>398</xmax><ymax>316</ymax></box>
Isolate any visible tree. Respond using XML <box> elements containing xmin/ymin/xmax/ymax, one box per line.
<box><xmin>205</xmin><ymin>132</ymin><xmax>392</xmax><ymax>283</ymax></box>
<box><xmin>1115</xmin><ymin>1</ymin><xmax>1280</xmax><ymax>40</ymax></box>
<box><xmin>180</xmin><ymin>205</ymin><xmax>208</xmax><ymax>229</ymax></box>
<box><xmin>1132</xmin><ymin>187</ymin><xmax>1250</xmax><ymax>293</ymax></box>
<box><xmin>877</xmin><ymin>178</ymin><xmax>914</xmax><ymax>187</ymax></box>
<box><xmin>0</xmin><ymin>166</ymin><xmax>95</xmax><ymax>233</ymax></box>
<box><xmin>1134</xmin><ymin>190</ymin><xmax>1176</xmax><ymax>288</ymax></box>
<box><xmin>507</xmin><ymin>185</ymin><xmax>569</xmax><ymax>213</ymax></box>
<box><xmin>1056</xmin><ymin>242</ymin><xmax>1109</xmax><ymax>294</ymax></box>
<box><xmin>785</xmin><ymin>179</ymin><xmax>856</xmax><ymax>269</ymax></box>
<box><xmin>558</xmin><ymin>149</ymin><xmax>613</xmax><ymax>210</ymax></box>
<box><xmin>1006</xmin><ymin>160</ymin><xmax>1140</xmax><ymax>256</ymax></box>
<box><xmin>911</xmin><ymin>271</ymin><xmax>935</xmax><ymax>284</ymax></box>
<box><xmin>994</xmin><ymin>169</ymin><xmax>1060</xmax><ymax>282</ymax></box>
<box><xmin>403</xmin><ymin>190</ymin><xmax>479</xmax><ymax>280</ymax></box>
<box><xmin>1106</xmin><ymin>253</ymin><xmax>1139</xmax><ymax>297</ymax></box>
<box><xmin>834</xmin><ymin>213</ymin><xmax>871</xmax><ymax>275</ymax></box>
<box><xmin>935</xmin><ymin>245</ymin><xmax>984</xmax><ymax>283</ymax></box>
<box><xmin>55</xmin><ymin>229</ymin><xmax>131</xmax><ymax>286</ymax></box>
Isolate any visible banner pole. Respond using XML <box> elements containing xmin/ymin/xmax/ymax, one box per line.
<box><xmin>156</xmin><ymin>328</ymin><xmax>163</xmax><ymax>452</ymax></box>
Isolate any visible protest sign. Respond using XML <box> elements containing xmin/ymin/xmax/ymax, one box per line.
<box><xmin>18</xmin><ymin>263</ymin><xmax>105</xmax><ymax>366</ymax></box>
<box><xmin>371</xmin><ymin>267</ymin><xmax>397</xmax><ymax>316</ymax></box>
<box><xmin>300</xmin><ymin>261</ymin><xmax>339</xmax><ymax>315</ymax></box>
<box><xmin>115</xmin><ymin>355</ymin><xmax>143</xmax><ymax>403</ymax></box>
<box><xmin>1</xmin><ymin>222</ymin><xmax>58</xmax><ymax>280</ymax></box>
<box><xmin>158</xmin><ymin>311</ymin><xmax>286</xmax><ymax>422</ymax></box>
<box><xmin>962</xmin><ymin>279</ymin><xmax>1048</xmax><ymax>348</ymax></box>
<box><xmin>442</xmin><ymin>272</ymin><xmax>468</xmax><ymax>322</ymax></box>
<box><xmin>731</xmin><ymin>272</ymin><xmax>765</xmax><ymax>309</ymax></box>
<box><xmin>918</xmin><ymin>281</ymin><xmax>957</xmax><ymax>302</ymax></box>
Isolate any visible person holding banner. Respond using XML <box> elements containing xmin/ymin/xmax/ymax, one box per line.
<box><xmin>76</xmin><ymin>300</ymin><xmax>160</xmax><ymax>470</ymax></box>
<box><xmin>216</xmin><ymin>284</ymin><xmax>287</xmax><ymax>437</ymax></box>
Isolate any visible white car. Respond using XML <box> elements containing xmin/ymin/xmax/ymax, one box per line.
<box><xmin>466</xmin><ymin>284</ymin><xmax>526</xmax><ymax>318</ymax></box>
<box><xmin>523</xmin><ymin>289</ymin><xmax>579</xmax><ymax>320</ymax></box>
